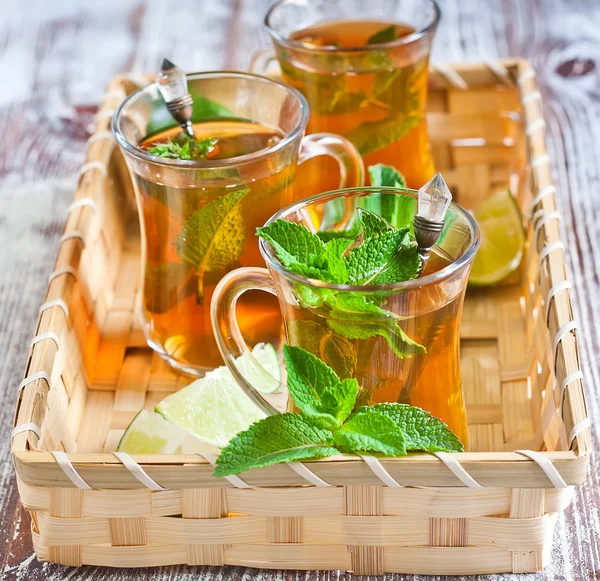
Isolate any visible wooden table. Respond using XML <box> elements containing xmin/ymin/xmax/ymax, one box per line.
<box><xmin>1</xmin><ymin>0</ymin><xmax>599</xmax><ymax>579</ymax></box>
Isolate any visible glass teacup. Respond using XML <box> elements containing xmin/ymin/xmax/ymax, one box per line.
<box><xmin>113</xmin><ymin>71</ymin><xmax>363</xmax><ymax>375</ymax></box>
<box><xmin>253</xmin><ymin>0</ymin><xmax>440</xmax><ymax>188</ymax></box>
<box><xmin>211</xmin><ymin>187</ymin><xmax>479</xmax><ymax>444</ymax></box>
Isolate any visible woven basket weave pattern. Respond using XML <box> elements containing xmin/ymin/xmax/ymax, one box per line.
<box><xmin>11</xmin><ymin>59</ymin><xmax>590</xmax><ymax>575</ymax></box>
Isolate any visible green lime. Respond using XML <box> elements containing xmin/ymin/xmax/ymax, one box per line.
<box><xmin>236</xmin><ymin>342</ymin><xmax>281</xmax><ymax>394</ymax></box>
<box><xmin>155</xmin><ymin>343</ymin><xmax>280</xmax><ymax>448</ymax></box>
<box><xmin>117</xmin><ymin>410</ymin><xmax>215</xmax><ymax>454</ymax></box>
<box><xmin>469</xmin><ymin>189</ymin><xmax>525</xmax><ymax>286</ymax></box>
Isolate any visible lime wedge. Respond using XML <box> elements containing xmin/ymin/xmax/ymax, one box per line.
<box><xmin>156</xmin><ymin>343</ymin><xmax>280</xmax><ymax>448</ymax></box>
<box><xmin>117</xmin><ymin>410</ymin><xmax>216</xmax><ymax>454</ymax></box>
<box><xmin>469</xmin><ymin>189</ymin><xmax>525</xmax><ymax>286</ymax></box>
<box><xmin>237</xmin><ymin>342</ymin><xmax>281</xmax><ymax>394</ymax></box>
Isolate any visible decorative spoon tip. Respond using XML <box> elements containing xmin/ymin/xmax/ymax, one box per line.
<box><xmin>160</xmin><ymin>58</ymin><xmax>176</xmax><ymax>72</ymax></box>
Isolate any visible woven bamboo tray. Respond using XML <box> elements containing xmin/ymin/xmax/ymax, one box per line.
<box><xmin>12</xmin><ymin>59</ymin><xmax>590</xmax><ymax>575</ymax></box>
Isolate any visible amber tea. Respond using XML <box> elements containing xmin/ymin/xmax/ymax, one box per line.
<box><xmin>137</xmin><ymin>120</ymin><xmax>291</xmax><ymax>371</ymax></box>
<box><xmin>276</xmin><ymin>19</ymin><xmax>435</xmax><ymax>188</ymax></box>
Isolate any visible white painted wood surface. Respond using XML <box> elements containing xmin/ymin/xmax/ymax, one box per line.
<box><xmin>1</xmin><ymin>0</ymin><xmax>599</xmax><ymax>579</ymax></box>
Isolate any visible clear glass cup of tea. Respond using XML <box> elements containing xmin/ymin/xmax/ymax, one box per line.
<box><xmin>211</xmin><ymin>187</ymin><xmax>479</xmax><ymax>445</ymax></box>
<box><xmin>112</xmin><ymin>71</ymin><xmax>364</xmax><ymax>375</ymax></box>
<box><xmin>252</xmin><ymin>0</ymin><xmax>440</xmax><ymax>189</ymax></box>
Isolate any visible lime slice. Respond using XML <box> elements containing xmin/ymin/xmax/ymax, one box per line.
<box><xmin>469</xmin><ymin>189</ymin><xmax>525</xmax><ymax>286</ymax></box>
<box><xmin>117</xmin><ymin>410</ymin><xmax>216</xmax><ymax>454</ymax></box>
<box><xmin>237</xmin><ymin>342</ymin><xmax>281</xmax><ymax>394</ymax></box>
<box><xmin>156</xmin><ymin>344</ymin><xmax>280</xmax><ymax>448</ymax></box>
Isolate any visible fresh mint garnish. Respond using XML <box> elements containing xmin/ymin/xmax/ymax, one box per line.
<box><xmin>256</xmin><ymin>197</ymin><xmax>424</xmax><ymax>360</ymax></box>
<box><xmin>177</xmin><ymin>187</ymin><xmax>248</xmax><ymax>300</ymax></box>
<box><xmin>367</xmin><ymin>24</ymin><xmax>398</xmax><ymax>45</ymax></box>
<box><xmin>213</xmin><ymin>413</ymin><xmax>339</xmax><ymax>477</ymax></box>
<box><xmin>355</xmin><ymin>403</ymin><xmax>464</xmax><ymax>452</ymax></box>
<box><xmin>148</xmin><ymin>136</ymin><xmax>218</xmax><ymax>161</ymax></box>
<box><xmin>333</xmin><ymin>410</ymin><xmax>406</xmax><ymax>455</ymax></box>
<box><xmin>213</xmin><ymin>345</ymin><xmax>463</xmax><ymax>477</ymax></box>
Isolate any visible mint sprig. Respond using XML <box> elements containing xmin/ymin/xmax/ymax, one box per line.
<box><xmin>148</xmin><ymin>136</ymin><xmax>218</xmax><ymax>161</ymax></box>
<box><xmin>256</xmin><ymin>188</ymin><xmax>424</xmax><ymax>360</ymax></box>
<box><xmin>213</xmin><ymin>345</ymin><xmax>463</xmax><ymax>477</ymax></box>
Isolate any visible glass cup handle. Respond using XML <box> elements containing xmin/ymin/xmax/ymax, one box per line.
<box><xmin>249</xmin><ymin>48</ymin><xmax>279</xmax><ymax>76</ymax></box>
<box><xmin>299</xmin><ymin>133</ymin><xmax>365</xmax><ymax>188</ymax></box>
<box><xmin>210</xmin><ymin>266</ymin><xmax>283</xmax><ymax>417</ymax></box>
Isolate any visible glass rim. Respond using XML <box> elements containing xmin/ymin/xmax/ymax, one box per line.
<box><xmin>259</xmin><ymin>186</ymin><xmax>481</xmax><ymax>292</ymax></box>
<box><xmin>264</xmin><ymin>0</ymin><xmax>441</xmax><ymax>53</ymax></box>
<box><xmin>111</xmin><ymin>70</ymin><xmax>310</xmax><ymax>169</ymax></box>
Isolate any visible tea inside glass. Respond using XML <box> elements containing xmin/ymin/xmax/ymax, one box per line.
<box><xmin>137</xmin><ymin>120</ymin><xmax>293</xmax><ymax>372</ymax></box>
<box><xmin>211</xmin><ymin>187</ymin><xmax>480</xmax><ymax>445</ymax></box>
<box><xmin>264</xmin><ymin>0</ymin><xmax>439</xmax><ymax>188</ymax></box>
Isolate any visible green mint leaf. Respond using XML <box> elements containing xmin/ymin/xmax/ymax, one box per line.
<box><xmin>287</xmin><ymin>320</ymin><xmax>357</xmax><ymax>379</ymax></box>
<box><xmin>356</xmin><ymin>404</ymin><xmax>464</xmax><ymax>452</ymax></box>
<box><xmin>283</xmin><ymin>344</ymin><xmax>340</xmax><ymax>398</ymax></box>
<box><xmin>283</xmin><ymin>345</ymin><xmax>359</xmax><ymax>428</ymax></box>
<box><xmin>362</xmin><ymin>166</ymin><xmax>416</xmax><ymax>230</ymax></box>
<box><xmin>257</xmin><ymin>221</ymin><xmax>349</xmax><ymax>283</ymax></box>
<box><xmin>257</xmin><ymin>221</ymin><xmax>325</xmax><ymax>276</ymax></box>
<box><xmin>321</xmin><ymin>238</ymin><xmax>350</xmax><ymax>283</ymax></box>
<box><xmin>294</xmin><ymin>284</ymin><xmax>335</xmax><ymax>309</ymax></box>
<box><xmin>344</xmin><ymin>211</ymin><xmax>421</xmax><ymax>285</ymax></box>
<box><xmin>345</xmin><ymin>227</ymin><xmax>411</xmax><ymax>285</ymax></box>
<box><xmin>282</xmin><ymin>345</ymin><xmax>339</xmax><ymax>428</ymax></box>
<box><xmin>191</xmin><ymin>94</ymin><xmax>235</xmax><ymax>121</ymax></box>
<box><xmin>333</xmin><ymin>409</ymin><xmax>406</xmax><ymax>455</ymax></box>
<box><xmin>147</xmin><ymin>95</ymin><xmax>234</xmax><ymax>135</ymax></box>
<box><xmin>357</xmin><ymin>208</ymin><xmax>393</xmax><ymax>237</ymax></box>
<box><xmin>213</xmin><ymin>413</ymin><xmax>339</xmax><ymax>477</ymax></box>
<box><xmin>316</xmin><ymin>220</ymin><xmax>361</xmax><ymax>243</ymax></box>
<box><xmin>146</xmin><ymin>141</ymin><xmax>180</xmax><ymax>159</ymax></box>
<box><xmin>370</xmin><ymin>162</ymin><xmax>412</xmax><ymax>231</ymax></box>
<box><xmin>176</xmin><ymin>188</ymin><xmax>248</xmax><ymax>300</ymax></box>
<box><xmin>192</xmin><ymin>137</ymin><xmax>218</xmax><ymax>158</ymax></box>
<box><xmin>367</xmin><ymin>24</ymin><xmax>398</xmax><ymax>45</ymax></box>
<box><xmin>369</xmin><ymin>164</ymin><xmax>407</xmax><ymax>188</ymax></box>
<box><xmin>327</xmin><ymin>294</ymin><xmax>425</xmax><ymax>359</ymax></box>
<box><xmin>345</xmin><ymin>111</ymin><xmax>419</xmax><ymax>156</ymax></box>
<box><xmin>148</xmin><ymin>137</ymin><xmax>217</xmax><ymax>161</ymax></box>
<box><xmin>320</xmin><ymin>378</ymin><xmax>360</xmax><ymax>424</ymax></box>
<box><xmin>369</xmin><ymin>68</ymin><xmax>402</xmax><ymax>101</ymax></box>
<box><xmin>369</xmin><ymin>241</ymin><xmax>421</xmax><ymax>285</ymax></box>
<box><xmin>143</xmin><ymin>262</ymin><xmax>196</xmax><ymax>314</ymax></box>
